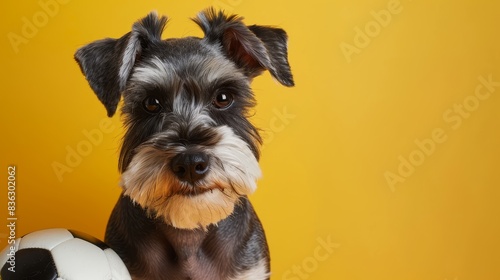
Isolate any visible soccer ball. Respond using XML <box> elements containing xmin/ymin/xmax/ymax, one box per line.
<box><xmin>0</xmin><ymin>228</ymin><xmax>131</xmax><ymax>280</ymax></box>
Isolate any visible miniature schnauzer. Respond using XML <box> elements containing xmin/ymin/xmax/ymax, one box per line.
<box><xmin>75</xmin><ymin>8</ymin><xmax>293</xmax><ymax>280</ymax></box>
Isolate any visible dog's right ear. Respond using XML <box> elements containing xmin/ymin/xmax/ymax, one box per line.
<box><xmin>74</xmin><ymin>12</ymin><xmax>168</xmax><ymax>117</ymax></box>
<box><xmin>194</xmin><ymin>8</ymin><xmax>294</xmax><ymax>87</ymax></box>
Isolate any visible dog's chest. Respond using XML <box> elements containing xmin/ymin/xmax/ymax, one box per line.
<box><xmin>155</xmin><ymin>227</ymin><xmax>230</xmax><ymax>280</ymax></box>
<box><xmin>174</xmin><ymin>240</ymin><xmax>215</xmax><ymax>278</ymax></box>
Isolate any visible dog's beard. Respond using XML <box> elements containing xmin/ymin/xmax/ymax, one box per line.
<box><xmin>121</xmin><ymin>126</ymin><xmax>261</xmax><ymax>230</ymax></box>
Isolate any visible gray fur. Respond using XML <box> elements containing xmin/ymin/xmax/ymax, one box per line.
<box><xmin>74</xmin><ymin>8</ymin><xmax>294</xmax><ymax>280</ymax></box>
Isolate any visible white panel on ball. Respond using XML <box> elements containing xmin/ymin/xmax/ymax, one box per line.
<box><xmin>103</xmin><ymin>249</ymin><xmax>133</xmax><ymax>280</ymax></box>
<box><xmin>18</xmin><ymin>228</ymin><xmax>74</xmax><ymax>250</ymax></box>
<box><xmin>51</xmin><ymin>238</ymin><xmax>113</xmax><ymax>280</ymax></box>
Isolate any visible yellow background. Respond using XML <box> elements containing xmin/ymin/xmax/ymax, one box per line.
<box><xmin>1</xmin><ymin>0</ymin><xmax>499</xmax><ymax>279</ymax></box>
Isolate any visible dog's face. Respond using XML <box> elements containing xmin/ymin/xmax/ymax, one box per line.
<box><xmin>75</xmin><ymin>9</ymin><xmax>293</xmax><ymax>229</ymax></box>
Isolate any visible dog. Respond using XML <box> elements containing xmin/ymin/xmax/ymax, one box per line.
<box><xmin>74</xmin><ymin>8</ymin><xmax>293</xmax><ymax>280</ymax></box>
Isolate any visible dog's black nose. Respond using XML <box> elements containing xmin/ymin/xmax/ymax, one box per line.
<box><xmin>171</xmin><ymin>152</ymin><xmax>210</xmax><ymax>184</ymax></box>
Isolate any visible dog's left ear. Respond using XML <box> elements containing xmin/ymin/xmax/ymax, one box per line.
<box><xmin>75</xmin><ymin>12</ymin><xmax>168</xmax><ymax>117</ymax></box>
<box><xmin>194</xmin><ymin>8</ymin><xmax>294</xmax><ymax>87</ymax></box>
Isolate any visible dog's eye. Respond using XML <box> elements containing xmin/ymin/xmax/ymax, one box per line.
<box><xmin>143</xmin><ymin>97</ymin><xmax>162</xmax><ymax>113</ymax></box>
<box><xmin>213</xmin><ymin>92</ymin><xmax>234</xmax><ymax>109</ymax></box>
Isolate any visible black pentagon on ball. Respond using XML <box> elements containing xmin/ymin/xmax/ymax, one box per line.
<box><xmin>1</xmin><ymin>248</ymin><xmax>58</xmax><ymax>280</ymax></box>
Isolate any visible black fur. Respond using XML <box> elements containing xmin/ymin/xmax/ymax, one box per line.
<box><xmin>75</xmin><ymin>36</ymin><xmax>128</xmax><ymax>117</ymax></box>
<box><xmin>75</xmin><ymin>8</ymin><xmax>294</xmax><ymax>280</ymax></box>
<box><xmin>74</xmin><ymin>13</ymin><xmax>168</xmax><ymax>117</ymax></box>
<box><xmin>117</xmin><ymin>38</ymin><xmax>263</xmax><ymax>172</ymax></box>
<box><xmin>106</xmin><ymin>196</ymin><xmax>268</xmax><ymax>279</ymax></box>
<box><xmin>193</xmin><ymin>8</ymin><xmax>294</xmax><ymax>86</ymax></box>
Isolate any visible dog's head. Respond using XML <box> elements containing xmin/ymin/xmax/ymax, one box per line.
<box><xmin>75</xmin><ymin>8</ymin><xmax>293</xmax><ymax>229</ymax></box>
